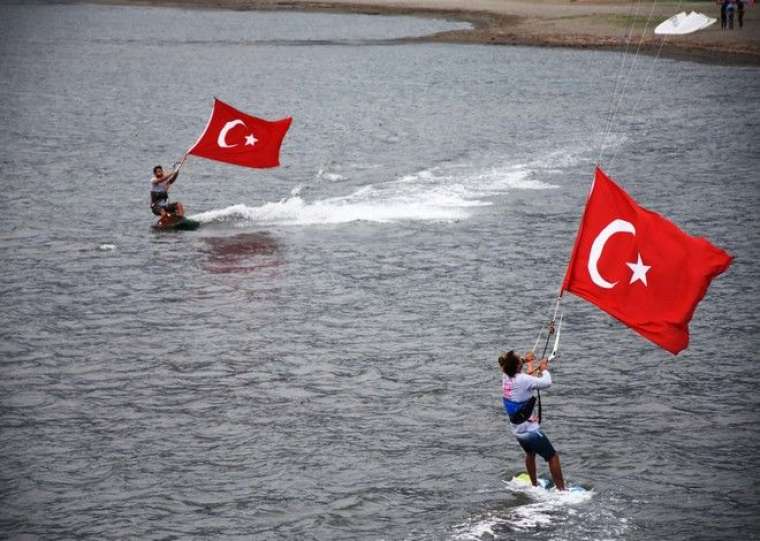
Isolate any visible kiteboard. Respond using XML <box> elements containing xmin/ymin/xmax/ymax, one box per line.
<box><xmin>151</xmin><ymin>216</ymin><xmax>201</xmax><ymax>232</ymax></box>
<box><xmin>512</xmin><ymin>472</ymin><xmax>589</xmax><ymax>493</ymax></box>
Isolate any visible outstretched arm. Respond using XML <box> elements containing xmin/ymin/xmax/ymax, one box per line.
<box><xmin>166</xmin><ymin>155</ymin><xmax>188</xmax><ymax>186</ymax></box>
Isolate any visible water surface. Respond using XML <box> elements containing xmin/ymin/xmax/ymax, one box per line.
<box><xmin>1</xmin><ymin>3</ymin><xmax>759</xmax><ymax>539</ymax></box>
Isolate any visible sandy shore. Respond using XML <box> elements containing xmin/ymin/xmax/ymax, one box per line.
<box><xmin>92</xmin><ymin>0</ymin><xmax>760</xmax><ymax>65</ymax></box>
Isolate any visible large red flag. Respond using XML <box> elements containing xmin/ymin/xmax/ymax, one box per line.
<box><xmin>187</xmin><ymin>98</ymin><xmax>292</xmax><ymax>169</ymax></box>
<box><xmin>561</xmin><ymin>167</ymin><xmax>732</xmax><ymax>354</ymax></box>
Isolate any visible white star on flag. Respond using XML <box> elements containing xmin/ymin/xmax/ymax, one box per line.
<box><xmin>244</xmin><ymin>133</ymin><xmax>258</xmax><ymax>146</ymax></box>
<box><xmin>626</xmin><ymin>253</ymin><xmax>651</xmax><ymax>286</ymax></box>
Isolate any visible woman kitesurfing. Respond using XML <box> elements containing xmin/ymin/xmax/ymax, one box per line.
<box><xmin>501</xmin><ymin>11</ymin><xmax>732</xmax><ymax>490</ymax></box>
<box><xmin>500</xmin><ymin>349</ymin><xmax>566</xmax><ymax>491</ymax></box>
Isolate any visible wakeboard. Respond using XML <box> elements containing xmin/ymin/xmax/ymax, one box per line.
<box><xmin>151</xmin><ymin>216</ymin><xmax>201</xmax><ymax>232</ymax></box>
<box><xmin>512</xmin><ymin>472</ymin><xmax>589</xmax><ymax>493</ymax></box>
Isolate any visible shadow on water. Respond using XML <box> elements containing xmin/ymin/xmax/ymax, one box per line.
<box><xmin>197</xmin><ymin>232</ymin><xmax>281</xmax><ymax>274</ymax></box>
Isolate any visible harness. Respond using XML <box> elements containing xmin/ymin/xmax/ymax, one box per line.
<box><xmin>503</xmin><ymin>396</ymin><xmax>537</xmax><ymax>425</ymax></box>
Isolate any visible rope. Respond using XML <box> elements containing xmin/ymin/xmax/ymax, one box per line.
<box><xmin>530</xmin><ymin>296</ymin><xmax>563</xmax><ymax>424</ymax></box>
<box><xmin>599</xmin><ymin>0</ymin><xmax>662</xmax><ymax>165</ymax></box>
<box><xmin>608</xmin><ymin>0</ymin><xmax>685</xmax><ymax>168</ymax></box>
<box><xmin>595</xmin><ymin>0</ymin><xmax>643</xmax><ymax>165</ymax></box>
<box><xmin>531</xmin><ymin>296</ymin><xmax>561</xmax><ymax>354</ymax></box>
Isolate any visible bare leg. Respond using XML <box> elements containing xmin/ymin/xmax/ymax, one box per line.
<box><xmin>525</xmin><ymin>453</ymin><xmax>538</xmax><ymax>487</ymax></box>
<box><xmin>548</xmin><ymin>454</ymin><xmax>565</xmax><ymax>491</ymax></box>
<box><xmin>175</xmin><ymin>202</ymin><xmax>185</xmax><ymax>217</ymax></box>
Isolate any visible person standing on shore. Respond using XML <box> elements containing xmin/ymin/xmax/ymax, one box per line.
<box><xmin>721</xmin><ymin>0</ymin><xmax>729</xmax><ymax>29</ymax></box>
<box><xmin>499</xmin><ymin>350</ymin><xmax>566</xmax><ymax>490</ymax></box>
<box><xmin>727</xmin><ymin>0</ymin><xmax>736</xmax><ymax>29</ymax></box>
<box><xmin>737</xmin><ymin>0</ymin><xmax>745</xmax><ymax>28</ymax></box>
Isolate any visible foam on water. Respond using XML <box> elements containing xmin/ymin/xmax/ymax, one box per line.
<box><xmin>528</xmin><ymin>144</ymin><xmax>592</xmax><ymax>170</ymax></box>
<box><xmin>451</xmin><ymin>481</ymin><xmax>594</xmax><ymax>540</ymax></box>
<box><xmin>191</xmin><ymin>159</ymin><xmax>561</xmax><ymax>227</ymax></box>
<box><xmin>502</xmin><ymin>478</ymin><xmax>594</xmax><ymax>529</ymax></box>
<box><xmin>191</xmin><ymin>193</ymin><xmax>475</xmax><ymax>226</ymax></box>
<box><xmin>451</xmin><ymin>514</ymin><xmax>501</xmax><ymax>540</ymax></box>
<box><xmin>316</xmin><ymin>168</ymin><xmax>347</xmax><ymax>182</ymax></box>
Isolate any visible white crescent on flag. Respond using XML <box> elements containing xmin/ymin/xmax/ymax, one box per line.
<box><xmin>187</xmin><ymin>97</ymin><xmax>292</xmax><ymax>169</ymax></box>
<box><xmin>587</xmin><ymin>218</ymin><xmax>636</xmax><ymax>289</ymax></box>
<box><xmin>217</xmin><ymin>119</ymin><xmax>246</xmax><ymax>148</ymax></box>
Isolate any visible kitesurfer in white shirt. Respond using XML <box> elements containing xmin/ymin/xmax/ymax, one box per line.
<box><xmin>150</xmin><ymin>157</ymin><xmax>186</xmax><ymax>224</ymax></box>
<box><xmin>500</xmin><ymin>350</ymin><xmax>566</xmax><ymax>490</ymax></box>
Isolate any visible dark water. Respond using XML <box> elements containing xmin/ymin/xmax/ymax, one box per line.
<box><xmin>1</xmin><ymin>2</ymin><xmax>759</xmax><ymax>539</ymax></box>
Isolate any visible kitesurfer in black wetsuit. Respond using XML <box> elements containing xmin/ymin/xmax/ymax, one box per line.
<box><xmin>150</xmin><ymin>157</ymin><xmax>186</xmax><ymax>224</ymax></box>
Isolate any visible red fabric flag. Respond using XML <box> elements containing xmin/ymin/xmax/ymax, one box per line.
<box><xmin>561</xmin><ymin>167</ymin><xmax>732</xmax><ymax>354</ymax></box>
<box><xmin>187</xmin><ymin>98</ymin><xmax>292</xmax><ymax>169</ymax></box>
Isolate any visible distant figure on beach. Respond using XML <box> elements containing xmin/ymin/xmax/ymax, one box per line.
<box><xmin>150</xmin><ymin>158</ymin><xmax>186</xmax><ymax>224</ymax></box>
<box><xmin>720</xmin><ymin>0</ymin><xmax>728</xmax><ymax>29</ymax></box>
<box><xmin>737</xmin><ymin>0</ymin><xmax>745</xmax><ymax>28</ymax></box>
<box><xmin>727</xmin><ymin>0</ymin><xmax>736</xmax><ymax>29</ymax></box>
<box><xmin>500</xmin><ymin>350</ymin><xmax>566</xmax><ymax>491</ymax></box>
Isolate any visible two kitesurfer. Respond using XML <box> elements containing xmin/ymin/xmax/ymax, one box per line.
<box><xmin>150</xmin><ymin>156</ymin><xmax>186</xmax><ymax>225</ymax></box>
<box><xmin>500</xmin><ymin>350</ymin><xmax>566</xmax><ymax>491</ymax></box>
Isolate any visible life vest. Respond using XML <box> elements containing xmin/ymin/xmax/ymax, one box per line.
<box><xmin>502</xmin><ymin>396</ymin><xmax>536</xmax><ymax>425</ymax></box>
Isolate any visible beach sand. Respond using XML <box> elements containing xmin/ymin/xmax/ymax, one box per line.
<box><xmin>92</xmin><ymin>0</ymin><xmax>760</xmax><ymax>64</ymax></box>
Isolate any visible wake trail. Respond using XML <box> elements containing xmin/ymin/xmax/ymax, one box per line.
<box><xmin>190</xmin><ymin>145</ymin><xmax>602</xmax><ymax>227</ymax></box>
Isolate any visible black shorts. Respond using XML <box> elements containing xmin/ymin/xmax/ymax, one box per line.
<box><xmin>152</xmin><ymin>202</ymin><xmax>180</xmax><ymax>216</ymax></box>
<box><xmin>150</xmin><ymin>192</ymin><xmax>178</xmax><ymax>216</ymax></box>
<box><xmin>516</xmin><ymin>430</ymin><xmax>557</xmax><ymax>462</ymax></box>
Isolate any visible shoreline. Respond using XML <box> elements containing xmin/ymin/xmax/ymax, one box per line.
<box><xmin>87</xmin><ymin>0</ymin><xmax>760</xmax><ymax>66</ymax></box>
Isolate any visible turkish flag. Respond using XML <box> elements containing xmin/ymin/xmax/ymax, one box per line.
<box><xmin>561</xmin><ymin>167</ymin><xmax>732</xmax><ymax>354</ymax></box>
<box><xmin>187</xmin><ymin>98</ymin><xmax>292</xmax><ymax>169</ymax></box>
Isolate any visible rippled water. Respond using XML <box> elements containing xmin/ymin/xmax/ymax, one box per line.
<box><xmin>1</xmin><ymin>3</ymin><xmax>759</xmax><ymax>539</ymax></box>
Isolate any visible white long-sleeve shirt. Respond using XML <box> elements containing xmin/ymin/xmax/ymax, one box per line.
<box><xmin>502</xmin><ymin>370</ymin><xmax>552</xmax><ymax>436</ymax></box>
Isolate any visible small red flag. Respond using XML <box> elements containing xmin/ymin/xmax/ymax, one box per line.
<box><xmin>561</xmin><ymin>167</ymin><xmax>732</xmax><ymax>354</ymax></box>
<box><xmin>187</xmin><ymin>98</ymin><xmax>292</xmax><ymax>169</ymax></box>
